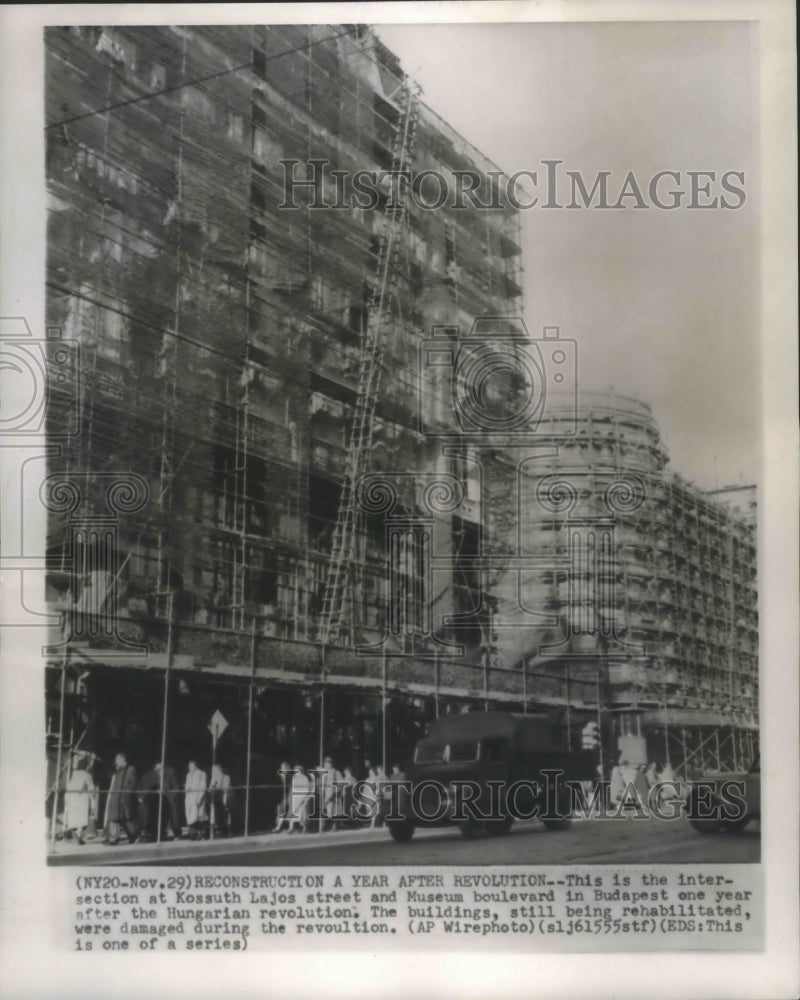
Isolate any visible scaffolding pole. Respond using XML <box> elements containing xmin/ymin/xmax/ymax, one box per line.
<box><xmin>50</xmin><ymin>651</ymin><xmax>69</xmax><ymax>847</ymax></box>
<box><xmin>156</xmin><ymin>593</ymin><xmax>174</xmax><ymax>844</ymax></box>
<box><xmin>318</xmin><ymin>644</ymin><xmax>326</xmax><ymax>768</ymax></box>
<box><xmin>565</xmin><ymin>665</ymin><xmax>572</xmax><ymax>750</ymax></box>
<box><xmin>434</xmin><ymin>649</ymin><xmax>440</xmax><ymax>717</ymax></box>
<box><xmin>381</xmin><ymin>645</ymin><xmax>388</xmax><ymax>772</ymax></box>
<box><xmin>210</xmin><ymin>724</ymin><xmax>217</xmax><ymax>842</ymax></box>
<box><xmin>522</xmin><ymin>657</ymin><xmax>528</xmax><ymax>714</ymax></box>
<box><xmin>483</xmin><ymin>596</ymin><xmax>492</xmax><ymax>711</ymax></box>
<box><xmin>244</xmin><ymin>616</ymin><xmax>256</xmax><ymax>837</ymax></box>
<box><xmin>663</xmin><ymin>700</ymin><xmax>671</xmax><ymax>767</ymax></box>
<box><xmin>595</xmin><ymin>666</ymin><xmax>604</xmax><ymax>780</ymax></box>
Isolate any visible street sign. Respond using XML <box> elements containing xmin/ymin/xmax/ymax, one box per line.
<box><xmin>207</xmin><ymin>709</ymin><xmax>229</xmax><ymax>843</ymax></box>
<box><xmin>208</xmin><ymin>709</ymin><xmax>228</xmax><ymax>744</ymax></box>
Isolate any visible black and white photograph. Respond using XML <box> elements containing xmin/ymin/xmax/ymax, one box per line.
<box><xmin>0</xmin><ymin>1</ymin><xmax>797</xmax><ymax>997</ymax></box>
<box><xmin>39</xmin><ymin>16</ymin><xmax>762</xmax><ymax>868</ymax></box>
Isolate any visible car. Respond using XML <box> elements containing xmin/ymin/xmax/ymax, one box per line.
<box><xmin>685</xmin><ymin>755</ymin><xmax>760</xmax><ymax>833</ymax></box>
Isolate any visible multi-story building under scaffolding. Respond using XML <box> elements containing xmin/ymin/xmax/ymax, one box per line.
<box><xmin>43</xmin><ymin>24</ymin><xmax>757</xmax><ymax>837</ymax></box>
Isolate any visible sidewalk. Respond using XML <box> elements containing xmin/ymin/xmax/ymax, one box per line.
<box><xmin>48</xmin><ymin>824</ymin><xmax>392</xmax><ymax>866</ymax></box>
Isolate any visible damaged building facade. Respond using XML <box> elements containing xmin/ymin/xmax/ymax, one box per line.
<box><xmin>44</xmin><ymin>24</ymin><xmax>757</xmax><ymax>834</ymax></box>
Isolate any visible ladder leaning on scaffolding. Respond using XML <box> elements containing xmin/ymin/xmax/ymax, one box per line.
<box><xmin>317</xmin><ymin>81</ymin><xmax>422</xmax><ymax>647</ymax></box>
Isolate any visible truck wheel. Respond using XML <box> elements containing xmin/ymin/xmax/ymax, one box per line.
<box><xmin>484</xmin><ymin>816</ymin><xmax>514</xmax><ymax>836</ymax></box>
<box><xmin>723</xmin><ymin>816</ymin><xmax>750</xmax><ymax>833</ymax></box>
<box><xmin>387</xmin><ymin>820</ymin><xmax>415</xmax><ymax>843</ymax></box>
<box><xmin>689</xmin><ymin>818</ymin><xmax>722</xmax><ymax>833</ymax></box>
<box><xmin>459</xmin><ymin>818</ymin><xmax>482</xmax><ymax>839</ymax></box>
<box><xmin>541</xmin><ymin>817</ymin><xmax>572</xmax><ymax>831</ymax></box>
<box><xmin>541</xmin><ymin>789</ymin><xmax>573</xmax><ymax>830</ymax></box>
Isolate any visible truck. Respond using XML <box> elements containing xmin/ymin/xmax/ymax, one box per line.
<box><xmin>384</xmin><ymin>710</ymin><xmax>597</xmax><ymax>842</ymax></box>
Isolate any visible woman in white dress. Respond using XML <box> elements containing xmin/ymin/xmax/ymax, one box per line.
<box><xmin>288</xmin><ymin>764</ymin><xmax>313</xmax><ymax>833</ymax></box>
<box><xmin>63</xmin><ymin>758</ymin><xmax>95</xmax><ymax>844</ymax></box>
<box><xmin>609</xmin><ymin>762</ymin><xmax>626</xmax><ymax>805</ymax></box>
<box><xmin>184</xmin><ymin>759</ymin><xmax>208</xmax><ymax>839</ymax></box>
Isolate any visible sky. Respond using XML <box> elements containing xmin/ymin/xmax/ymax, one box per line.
<box><xmin>376</xmin><ymin>20</ymin><xmax>759</xmax><ymax>489</ymax></box>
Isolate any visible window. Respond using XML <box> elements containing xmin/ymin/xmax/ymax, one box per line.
<box><xmin>414</xmin><ymin>742</ymin><xmax>447</xmax><ymax>764</ymax></box>
<box><xmin>251</xmin><ymin>126</ymin><xmax>283</xmax><ymax>164</ymax></box>
<box><xmin>457</xmin><ymin>446</ymin><xmax>481</xmax><ymax>504</ymax></box>
<box><xmin>181</xmin><ymin>87</ymin><xmax>215</xmax><ymax>120</ymax></box>
<box><xmin>97</xmin><ymin>308</ymin><xmax>124</xmax><ymax>361</ymax></box>
<box><xmin>101</xmin><ymin>234</ymin><xmax>123</xmax><ymax>263</ymax></box>
<box><xmin>448</xmin><ymin>741</ymin><xmax>479</xmax><ymax>763</ymax></box>
<box><xmin>413</xmin><ymin>741</ymin><xmax>479</xmax><ymax>764</ymax></box>
<box><xmin>150</xmin><ymin>62</ymin><xmax>166</xmax><ymax>90</ymax></box>
<box><xmin>249</xmin><ymin>241</ymin><xmax>267</xmax><ymax>276</ymax></box>
<box><xmin>408</xmin><ymin>229</ymin><xmax>427</xmax><ymax>263</ymax></box>
<box><xmin>95</xmin><ymin>30</ymin><xmax>137</xmax><ymax>71</ymax></box>
<box><xmin>252</xmin><ymin>48</ymin><xmax>267</xmax><ymax>79</ymax></box>
<box><xmin>310</xmin><ymin>274</ymin><xmax>347</xmax><ymax>313</ymax></box>
<box><xmin>246</xmin><ymin>564</ymin><xmax>277</xmax><ymax>604</ymax></box>
<box><xmin>227</xmin><ymin>112</ymin><xmax>244</xmax><ymax>143</ymax></box>
<box><xmin>444</xmin><ymin>222</ymin><xmax>456</xmax><ymax>266</ymax></box>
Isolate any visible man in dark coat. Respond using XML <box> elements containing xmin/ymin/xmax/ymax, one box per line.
<box><xmin>137</xmin><ymin>764</ymin><xmax>158</xmax><ymax>841</ymax></box>
<box><xmin>154</xmin><ymin>760</ymin><xmax>182</xmax><ymax>839</ymax></box>
<box><xmin>137</xmin><ymin>760</ymin><xmax>181</xmax><ymax>841</ymax></box>
<box><xmin>104</xmin><ymin>751</ymin><xmax>139</xmax><ymax>845</ymax></box>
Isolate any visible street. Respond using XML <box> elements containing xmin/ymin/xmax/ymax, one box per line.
<box><xmin>110</xmin><ymin>816</ymin><xmax>760</xmax><ymax>867</ymax></box>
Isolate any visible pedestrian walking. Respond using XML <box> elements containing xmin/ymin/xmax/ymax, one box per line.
<box><xmin>341</xmin><ymin>767</ymin><xmax>358</xmax><ymax>827</ymax></box>
<box><xmin>137</xmin><ymin>763</ymin><xmax>160</xmax><ymax>842</ymax></box>
<box><xmin>365</xmin><ymin>765</ymin><xmax>381</xmax><ymax>827</ymax></box>
<box><xmin>139</xmin><ymin>760</ymin><xmax>181</xmax><ymax>840</ymax></box>
<box><xmin>272</xmin><ymin>761</ymin><xmax>293</xmax><ymax>832</ymax></box>
<box><xmin>184</xmin><ymin>759</ymin><xmax>208</xmax><ymax>839</ymax></box>
<box><xmin>155</xmin><ymin>760</ymin><xmax>182</xmax><ymax>839</ymax></box>
<box><xmin>210</xmin><ymin>762</ymin><xmax>233</xmax><ymax>837</ymax></box>
<box><xmin>656</xmin><ymin>761</ymin><xmax>682</xmax><ymax>812</ymax></box>
<box><xmin>372</xmin><ymin>766</ymin><xmax>387</xmax><ymax>827</ymax></box>
<box><xmin>288</xmin><ymin>763</ymin><xmax>313</xmax><ymax>833</ymax></box>
<box><xmin>318</xmin><ymin>756</ymin><xmax>344</xmax><ymax>832</ymax></box>
<box><xmin>63</xmin><ymin>758</ymin><xmax>95</xmax><ymax>844</ymax></box>
<box><xmin>609</xmin><ymin>761</ymin><xmax>625</xmax><ymax>805</ymax></box>
<box><xmin>634</xmin><ymin>763</ymin><xmax>651</xmax><ymax>815</ymax></box>
<box><xmin>104</xmin><ymin>751</ymin><xmax>139</xmax><ymax>845</ymax></box>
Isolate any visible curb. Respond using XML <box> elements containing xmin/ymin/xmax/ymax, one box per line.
<box><xmin>48</xmin><ymin>824</ymin><xmax>394</xmax><ymax>866</ymax></box>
